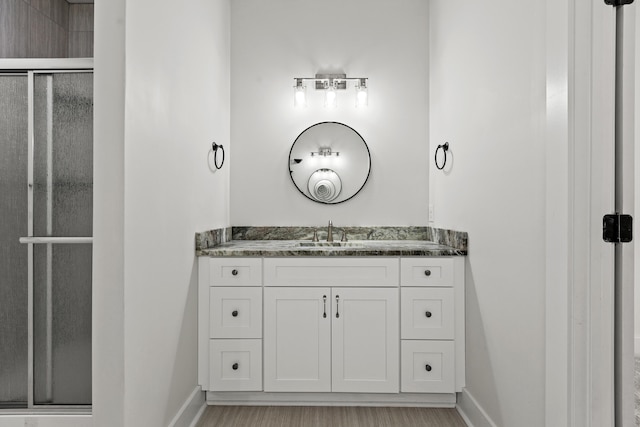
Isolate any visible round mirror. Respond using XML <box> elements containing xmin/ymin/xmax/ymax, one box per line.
<box><xmin>289</xmin><ymin>122</ymin><xmax>371</xmax><ymax>204</ymax></box>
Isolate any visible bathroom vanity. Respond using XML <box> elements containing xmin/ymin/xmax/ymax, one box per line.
<box><xmin>196</xmin><ymin>227</ymin><xmax>466</xmax><ymax>407</ymax></box>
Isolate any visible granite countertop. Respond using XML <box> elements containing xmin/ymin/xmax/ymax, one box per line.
<box><xmin>195</xmin><ymin>226</ymin><xmax>467</xmax><ymax>257</ymax></box>
<box><xmin>197</xmin><ymin>239</ymin><xmax>464</xmax><ymax>257</ymax></box>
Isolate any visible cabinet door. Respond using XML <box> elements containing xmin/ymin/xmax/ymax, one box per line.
<box><xmin>331</xmin><ymin>288</ymin><xmax>399</xmax><ymax>393</ymax></box>
<box><xmin>264</xmin><ymin>287</ymin><xmax>331</xmax><ymax>392</ymax></box>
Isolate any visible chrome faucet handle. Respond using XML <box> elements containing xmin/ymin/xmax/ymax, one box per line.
<box><xmin>312</xmin><ymin>230</ymin><xmax>319</xmax><ymax>242</ymax></box>
<box><xmin>341</xmin><ymin>230</ymin><xmax>347</xmax><ymax>242</ymax></box>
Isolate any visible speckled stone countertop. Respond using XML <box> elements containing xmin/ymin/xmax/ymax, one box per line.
<box><xmin>195</xmin><ymin>226</ymin><xmax>467</xmax><ymax>257</ymax></box>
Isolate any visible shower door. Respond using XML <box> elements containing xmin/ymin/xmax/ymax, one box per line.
<box><xmin>0</xmin><ymin>71</ymin><xmax>93</xmax><ymax>409</ymax></box>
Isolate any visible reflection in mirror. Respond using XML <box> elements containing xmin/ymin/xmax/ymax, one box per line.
<box><xmin>289</xmin><ymin>122</ymin><xmax>371</xmax><ymax>204</ymax></box>
<box><xmin>308</xmin><ymin>169</ymin><xmax>342</xmax><ymax>202</ymax></box>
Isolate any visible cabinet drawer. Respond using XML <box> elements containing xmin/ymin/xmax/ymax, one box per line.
<box><xmin>401</xmin><ymin>340</ymin><xmax>454</xmax><ymax>393</ymax></box>
<box><xmin>264</xmin><ymin>258</ymin><xmax>399</xmax><ymax>287</ymax></box>
<box><xmin>210</xmin><ymin>339</ymin><xmax>262</xmax><ymax>391</ymax></box>
<box><xmin>401</xmin><ymin>258</ymin><xmax>454</xmax><ymax>287</ymax></box>
<box><xmin>401</xmin><ymin>288</ymin><xmax>454</xmax><ymax>340</ymax></box>
<box><xmin>210</xmin><ymin>287</ymin><xmax>262</xmax><ymax>338</ymax></box>
<box><xmin>209</xmin><ymin>258</ymin><xmax>262</xmax><ymax>286</ymax></box>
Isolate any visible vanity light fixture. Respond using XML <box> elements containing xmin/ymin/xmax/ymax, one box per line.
<box><xmin>355</xmin><ymin>78</ymin><xmax>368</xmax><ymax>108</ymax></box>
<box><xmin>311</xmin><ymin>147</ymin><xmax>340</xmax><ymax>157</ymax></box>
<box><xmin>293</xmin><ymin>74</ymin><xmax>369</xmax><ymax>108</ymax></box>
<box><xmin>324</xmin><ymin>82</ymin><xmax>338</xmax><ymax>109</ymax></box>
<box><xmin>293</xmin><ymin>79</ymin><xmax>307</xmax><ymax>108</ymax></box>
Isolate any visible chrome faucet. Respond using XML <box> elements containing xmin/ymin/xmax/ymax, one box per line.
<box><xmin>327</xmin><ymin>220</ymin><xmax>334</xmax><ymax>242</ymax></box>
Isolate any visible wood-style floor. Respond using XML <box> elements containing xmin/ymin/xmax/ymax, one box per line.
<box><xmin>197</xmin><ymin>406</ymin><xmax>467</xmax><ymax>427</ymax></box>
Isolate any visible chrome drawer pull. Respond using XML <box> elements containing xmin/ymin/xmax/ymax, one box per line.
<box><xmin>425</xmin><ymin>364</ymin><xmax>432</xmax><ymax>372</ymax></box>
<box><xmin>424</xmin><ymin>270</ymin><xmax>431</xmax><ymax>276</ymax></box>
<box><xmin>232</xmin><ymin>310</ymin><xmax>238</xmax><ymax>317</ymax></box>
<box><xmin>335</xmin><ymin>295</ymin><xmax>340</xmax><ymax>318</ymax></box>
<box><xmin>232</xmin><ymin>363</ymin><xmax>239</xmax><ymax>370</ymax></box>
<box><xmin>323</xmin><ymin>295</ymin><xmax>327</xmax><ymax>318</ymax></box>
<box><xmin>425</xmin><ymin>311</ymin><xmax>432</xmax><ymax>318</ymax></box>
<box><xmin>231</xmin><ymin>269</ymin><xmax>239</xmax><ymax>276</ymax></box>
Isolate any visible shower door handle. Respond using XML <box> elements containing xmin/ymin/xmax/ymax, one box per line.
<box><xmin>19</xmin><ymin>237</ymin><xmax>93</xmax><ymax>244</ymax></box>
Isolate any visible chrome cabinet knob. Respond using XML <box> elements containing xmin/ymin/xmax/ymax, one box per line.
<box><xmin>424</xmin><ymin>270</ymin><xmax>431</xmax><ymax>276</ymax></box>
<box><xmin>231</xmin><ymin>269</ymin><xmax>238</xmax><ymax>276</ymax></box>
<box><xmin>232</xmin><ymin>363</ymin><xmax>239</xmax><ymax>370</ymax></box>
<box><xmin>425</xmin><ymin>364</ymin><xmax>432</xmax><ymax>372</ymax></box>
<box><xmin>232</xmin><ymin>310</ymin><xmax>238</xmax><ymax>317</ymax></box>
<box><xmin>425</xmin><ymin>311</ymin><xmax>432</xmax><ymax>318</ymax></box>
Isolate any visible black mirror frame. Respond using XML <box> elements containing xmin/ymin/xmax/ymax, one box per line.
<box><xmin>288</xmin><ymin>121</ymin><xmax>371</xmax><ymax>205</ymax></box>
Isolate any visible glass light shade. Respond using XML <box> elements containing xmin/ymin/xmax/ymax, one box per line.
<box><xmin>356</xmin><ymin>85</ymin><xmax>368</xmax><ymax>108</ymax></box>
<box><xmin>324</xmin><ymin>86</ymin><xmax>337</xmax><ymax>109</ymax></box>
<box><xmin>294</xmin><ymin>84</ymin><xmax>307</xmax><ymax>108</ymax></box>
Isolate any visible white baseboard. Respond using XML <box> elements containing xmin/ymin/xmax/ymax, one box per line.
<box><xmin>168</xmin><ymin>386</ymin><xmax>206</xmax><ymax>427</ymax></box>
<box><xmin>0</xmin><ymin>415</ymin><xmax>91</xmax><ymax>427</ymax></box>
<box><xmin>635</xmin><ymin>337</ymin><xmax>640</xmax><ymax>355</ymax></box>
<box><xmin>456</xmin><ymin>388</ymin><xmax>497</xmax><ymax>427</ymax></box>
<box><xmin>206</xmin><ymin>391</ymin><xmax>456</xmax><ymax>407</ymax></box>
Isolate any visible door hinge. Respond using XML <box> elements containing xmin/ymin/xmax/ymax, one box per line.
<box><xmin>604</xmin><ymin>0</ymin><xmax>634</xmax><ymax>6</ymax></box>
<box><xmin>603</xmin><ymin>214</ymin><xmax>633</xmax><ymax>243</ymax></box>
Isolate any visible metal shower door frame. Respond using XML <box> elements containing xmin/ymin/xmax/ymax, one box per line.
<box><xmin>0</xmin><ymin>58</ymin><xmax>93</xmax><ymax>414</ymax></box>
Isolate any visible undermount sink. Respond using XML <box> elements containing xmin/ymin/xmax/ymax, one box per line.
<box><xmin>297</xmin><ymin>241</ymin><xmax>365</xmax><ymax>248</ymax></box>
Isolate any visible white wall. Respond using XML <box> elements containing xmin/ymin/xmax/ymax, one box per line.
<box><xmin>230</xmin><ymin>0</ymin><xmax>429</xmax><ymax>226</ymax></box>
<box><xmin>93</xmin><ymin>0</ymin><xmax>125</xmax><ymax>425</ymax></box>
<box><xmin>635</xmin><ymin>2</ymin><xmax>640</xmax><ymax>356</ymax></box>
<box><xmin>94</xmin><ymin>0</ymin><xmax>231</xmax><ymax>426</ymax></box>
<box><xmin>429</xmin><ymin>1</ymin><xmax>546</xmax><ymax>426</ymax></box>
<box><xmin>122</xmin><ymin>0</ymin><xmax>230</xmax><ymax>425</ymax></box>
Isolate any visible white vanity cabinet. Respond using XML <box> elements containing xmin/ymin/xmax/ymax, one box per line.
<box><xmin>262</xmin><ymin>257</ymin><xmax>399</xmax><ymax>393</ymax></box>
<box><xmin>198</xmin><ymin>254</ymin><xmax>465</xmax><ymax>405</ymax></box>
<box><xmin>263</xmin><ymin>286</ymin><xmax>399</xmax><ymax>393</ymax></box>
<box><xmin>198</xmin><ymin>258</ymin><xmax>263</xmax><ymax>392</ymax></box>
<box><xmin>400</xmin><ymin>257</ymin><xmax>465</xmax><ymax>393</ymax></box>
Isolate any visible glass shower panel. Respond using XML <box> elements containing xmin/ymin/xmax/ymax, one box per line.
<box><xmin>0</xmin><ymin>75</ymin><xmax>29</xmax><ymax>408</ymax></box>
<box><xmin>33</xmin><ymin>244</ymin><xmax>92</xmax><ymax>405</ymax></box>
<box><xmin>32</xmin><ymin>72</ymin><xmax>93</xmax><ymax>405</ymax></box>
<box><xmin>33</xmin><ymin>73</ymin><xmax>93</xmax><ymax>237</ymax></box>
